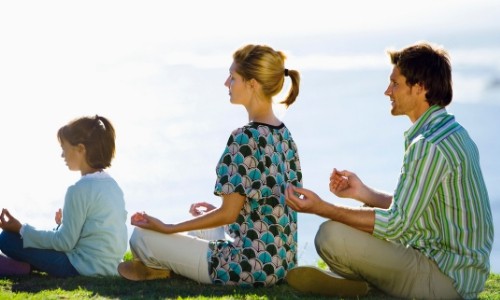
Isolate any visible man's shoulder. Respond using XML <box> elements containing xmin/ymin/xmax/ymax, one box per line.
<box><xmin>406</xmin><ymin>116</ymin><xmax>469</xmax><ymax>162</ymax></box>
<box><xmin>421</xmin><ymin>113</ymin><xmax>462</xmax><ymax>144</ymax></box>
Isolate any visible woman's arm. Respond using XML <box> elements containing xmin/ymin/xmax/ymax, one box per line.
<box><xmin>286</xmin><ymin>184</ymin><xmax>376</xmax><ymax>233</ymax></box>
<box><xmin>131</xmin><ymin>193</ymin><xmax>246</xmax><ymax>234</ymax></box>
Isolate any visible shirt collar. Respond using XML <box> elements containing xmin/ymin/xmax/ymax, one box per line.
<box><xmin>404</xmin><ymin>105</ymin><xmax>447</xmax><ymax>148</ymax></box>
<box><xmin>81</xmin><ymin>170</ymin><xmax>110</xmax><ymax>179</ymax></box>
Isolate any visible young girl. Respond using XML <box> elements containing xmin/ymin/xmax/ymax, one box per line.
<box><xmin>0</xmin><ymin>115</ymin><xmax>128</xmax><ymax>277</ymax></box>
<box><xmin>118</xmin><ymin>44</ymin><xmax>302</xmax><ymax>287</ymax></box>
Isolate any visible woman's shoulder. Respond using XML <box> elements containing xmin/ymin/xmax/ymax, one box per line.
<box><xmin>249</xmin><ymin>121</ymin><xmax>286</xmax><ymax>130</ymax></box>
<box><xmin>226</xmin><ymin>123</ymin><xmax>293</xmax><ymax>145</ymax></box>
<box><xmin>230</xmin><ymin>122</ymin><xmax>287</xmax><ymax>135</ymax></box>
<box><xmin>226</xmin><ymin>124</ymin><xmax>252</xmax><ymax>139</ymax></box>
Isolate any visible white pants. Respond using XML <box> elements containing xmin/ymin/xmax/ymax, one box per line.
<box><xmin>188</xmin><ymin>227</ymin><xmax>226</xmax><ymax>241</ymax></box>
<box><xmin>129</xmin><ymin>227</ymin><xmax>224</xmax><ymax>284</ymax></box>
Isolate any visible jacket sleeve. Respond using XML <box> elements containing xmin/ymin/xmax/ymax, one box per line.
<box><xmin>22</xmin><ymin>185</ymin><xmax>86</xmax><ymax>251</ymax></box>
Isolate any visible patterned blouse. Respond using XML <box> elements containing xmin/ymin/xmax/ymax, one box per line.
<box><xmin>209</xmin><ymin>122</ymin><xmax>302</xmax><ymax>287</ymax></box>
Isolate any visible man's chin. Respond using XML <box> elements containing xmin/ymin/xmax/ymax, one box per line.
<box><xmin>390</xmin><ymin>107</ymin><xmax>403</xmax><ymax>116</ymax></box>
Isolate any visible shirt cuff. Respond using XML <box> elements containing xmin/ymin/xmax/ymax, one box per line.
<box><xmin>372</xmin><ymin>208</ymin><xmax>389</xmax><ymax>239</ymax></box>
<box><xmin>19</xmin><ymin>224</ymin><xmax>26</xmax><ymax>238</ymax></box>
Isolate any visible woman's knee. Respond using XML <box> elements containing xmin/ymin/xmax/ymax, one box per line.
<box><xmin>129</xmin><ymin>227</ymin><xmax>144</xmax><ymax>248</ymax></box>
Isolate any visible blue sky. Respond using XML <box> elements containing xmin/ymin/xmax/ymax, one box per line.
<box><xmin>1</xmin><ymin>0</ymin><xmax>499</xmax><ymax>225</ymax></box>
<box><xmin>0</xmin><ymin>0</ymin><xmax>499</xmax><ymax>269</ymax></box>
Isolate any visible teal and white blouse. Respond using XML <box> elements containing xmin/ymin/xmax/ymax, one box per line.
<box><xmin>210</xmin><ymin>122</ymin><xmax>302</xmax><ymax>287</ymax></box>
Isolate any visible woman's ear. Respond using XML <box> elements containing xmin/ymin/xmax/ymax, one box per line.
<box><xmin>247</xmin><ymin>78</ymin><xmax>261</xmax><ymax>90</ymax></box>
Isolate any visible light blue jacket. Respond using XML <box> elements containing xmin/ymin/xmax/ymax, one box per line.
<box><xmin>22</xmin><ymin>172</ymin><xmax>128</xmax><ymax>276</ymax></box>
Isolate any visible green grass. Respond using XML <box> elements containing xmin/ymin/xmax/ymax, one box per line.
<box><xmin>0</xmin><ymin>253</ymin><xmax>498</xmax><ymax>299</ymax></box>
<box><xmin>1</xmin><ymin>272</ymin><xmax>498</xmax><ymax>299</ymax></box>
<box><xmin>0</xmin><ymin>273</ymin><xmax>500</xmax><ymax>300</ymax></box>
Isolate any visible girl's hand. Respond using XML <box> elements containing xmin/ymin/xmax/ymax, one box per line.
<box><xmin>0</xmin><ymin>209</ymin><xmax>22</xmax><ymax>233</ymax></box>
<box><xmin>55</xmin><ymin>208</ymin><xmax>62</xmax><ymax>225</ymax></box>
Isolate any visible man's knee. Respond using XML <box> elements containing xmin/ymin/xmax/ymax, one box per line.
<box><xmin>314</xmin><ymin>221</ymin><xmax>344</xmax><ymax>255</ymax></box>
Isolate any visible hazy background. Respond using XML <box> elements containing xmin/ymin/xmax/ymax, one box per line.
<box><xmin>1</xmin><ymin>0</ymin><xmax>499</xmax><ymax>272</ymax></box>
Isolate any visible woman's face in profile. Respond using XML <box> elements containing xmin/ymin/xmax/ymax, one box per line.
<box><xmin>224</xmin><ymin>62</ymin><xmax>251</xmax><ymax>106</ymax></box>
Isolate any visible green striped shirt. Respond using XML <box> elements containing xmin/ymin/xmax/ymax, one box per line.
<box><xmin>373</xmin><ymin>105</ymin><xmax>494</xmax><ymax>299</ymax></box>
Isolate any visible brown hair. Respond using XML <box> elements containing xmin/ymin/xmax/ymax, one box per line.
<box><xmin>232</xmin><ymin>44</ymin><xmax>300</xmax><ymax>107</ymax></box>
<box><xmin>57</xmin><ymin>115</ymin><xmax>116</xmax><ymax>169</ymax></box>
<box><xmin>387</xmin><ymin>41</ymin><xmax>453</xmax><ymax>107</ymax></box>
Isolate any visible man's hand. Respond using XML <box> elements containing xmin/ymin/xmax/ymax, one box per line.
<box><xmin>330</xmin><ymin>168</ymin><xmax>392</xmax><ymax>209</ymax></box>
<box><xmin>329</xmin><ymin>168</ymin><xmax>363</xmax><ymax>200</ymax></box>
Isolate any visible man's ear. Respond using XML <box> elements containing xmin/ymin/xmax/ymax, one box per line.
<box><xmin>415</xmin><ymin>82</ymin><xmax>427</xmax><ymax>95</ymax></box>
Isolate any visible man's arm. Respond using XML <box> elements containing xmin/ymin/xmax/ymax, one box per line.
<box><xmin>330</xmin><ymin>168</ymin><xmax>392</xmax><ymax>209</ymax></box>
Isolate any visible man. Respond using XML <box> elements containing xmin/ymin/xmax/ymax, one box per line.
<box><xmin>285</xmin><ymin>41</ymin><xmax>493</xmax><ymax>299</ymax></box>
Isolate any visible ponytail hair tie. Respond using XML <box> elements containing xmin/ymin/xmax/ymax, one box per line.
<box><xmin>284</xmin><ymin>68</ymin><xmax>289</xmax><ymax>77</ymax></box>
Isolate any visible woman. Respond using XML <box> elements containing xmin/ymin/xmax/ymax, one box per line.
<box><xmin>118</xmin><ymin>44</ymin><xmax>302</xmax><ymax>287</ymax></box>
<box><xmin>0</xmin><ymin>115</ymin><xmax>128</xmax><ymax>277</ymax></box>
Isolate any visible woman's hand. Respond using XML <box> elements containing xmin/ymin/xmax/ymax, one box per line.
<box><xmin>189</xmin><ymin>202</ymin><xmax>217</xmax><ymax>216</ymax></box>
<box><xmin>285</xmin><ymin>185</ymin><xmax>325</xmax><ymax>215</ymax></box>
<box><xmin>131</xmin><ymin>212</ymin><xmax>173</xmax><ymax>233</ymax></box>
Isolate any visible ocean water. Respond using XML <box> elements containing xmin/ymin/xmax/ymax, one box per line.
<box><xmin>1</xmin><ymin>30</ymin><xmax>499</xmax><ymax>273</ymax></box>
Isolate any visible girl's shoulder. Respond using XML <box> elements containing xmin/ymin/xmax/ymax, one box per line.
<box><xmin>71</xmin><ymin>172</ymin><xmax>118</xmax><ymax>190</ymax></box>
<box><xmin>67</xmin><ymin>172</ymin><xmax>122</xmax><ymax>200</ymax></box>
